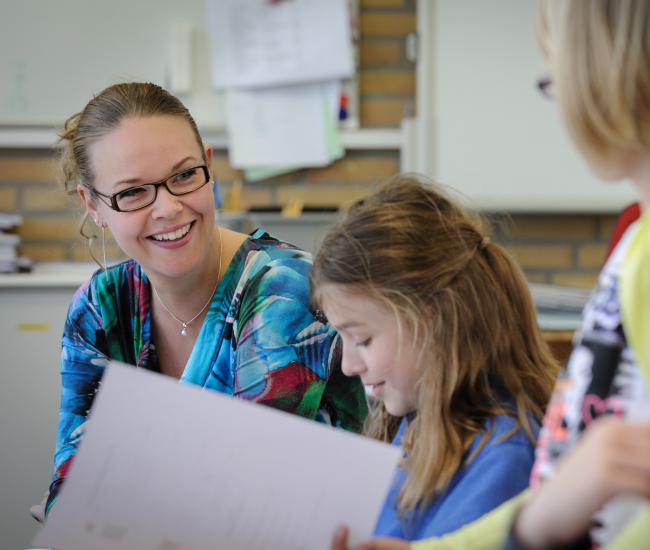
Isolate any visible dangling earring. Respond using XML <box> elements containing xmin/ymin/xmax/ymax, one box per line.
<box><xmin>100</xmin><ymin>224</ymin><xmax>108</xmax><ymax>276</ymax></box>
<box><xmin>81</xmin><ymin>213</ymin><xmax>108</xmax><ymax>274</ymax></box>
<box><xmin>79</xmin><ymin>213</ymin><xmax>107</xmax><ymax>273</ymax></box>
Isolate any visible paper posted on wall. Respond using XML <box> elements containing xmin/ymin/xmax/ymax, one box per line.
<box><xmin>33</xmin><ymin>362</ymin><xmax>399</xmax><ymax>550</ymax></box>
<box><xmin>226</xmin><ymin>81</ymin><xmax>344</xmax><ymax>169</ymax></box>
<box><xmin>207</xmin><ymin>0</ymin><xmax>354</xmax><ymax>89</ymax></box>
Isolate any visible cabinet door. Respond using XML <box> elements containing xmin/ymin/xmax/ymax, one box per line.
<box><xmin>0</xmin><ymin>287</ymin><xmax>73</xmax><ymax>549</ymax></box>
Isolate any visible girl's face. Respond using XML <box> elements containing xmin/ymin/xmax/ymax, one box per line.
<box><xmin>320</xmin><ymin>284</ymin><xmax>419</xmax><ymax>417</ymax></box>
<box><xmin>79</xmin><ymin>115</ymin><xmax>215</xmax><ymax>282</ymax></box>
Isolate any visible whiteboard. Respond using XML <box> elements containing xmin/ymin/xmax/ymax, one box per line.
<box><xmin>427</xmin><ymin>0</ymin><xmax>637</xmax><ymax>212</ymax></box>
<box><xmin>0</xmin><ymin>0</ymin><xmax>225</xmax><ymax>130</ymax></box>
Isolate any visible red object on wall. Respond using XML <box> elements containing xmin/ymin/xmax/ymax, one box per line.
<box><xmin>605</xmin><ymin>202</ymin><xmax>641</xmax><ymax>261</ymax></box>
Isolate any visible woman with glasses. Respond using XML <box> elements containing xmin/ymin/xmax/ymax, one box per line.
<box><xmin>33</xmin><ymin>82</ymin><xmax>367</xmax><ymax>521</ymax></box>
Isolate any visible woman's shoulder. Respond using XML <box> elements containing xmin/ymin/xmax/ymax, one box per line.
<box><xmin>246</xmin><ymin>228</ymin><xmax>312</xmax><ymax>262</ymax></box>
<box><xmin>221</xmin><ymin>229</ymin><xmax>320</xmax><ymax>311</ymax></box>
<box><xmin>88</xmin><ymin>257</ymin><xmax>141</xmax><ymax>285</ymax></box>
<box><xmin>74</xmin><ymin>258</ymin><xmax>144</xmax><ymax>304</ymax></box>
<box><xmin>239</xmin><ymin>228</ymin><xmax>314</xmax><ymax>280</ymax></box>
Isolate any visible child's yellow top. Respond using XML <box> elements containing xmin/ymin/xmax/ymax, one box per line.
<box><xmin>621</xmin><ymin>210</ymin><xmax>650</xmax><ymax>388</ymax></box>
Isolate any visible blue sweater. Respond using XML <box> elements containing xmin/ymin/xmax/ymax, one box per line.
<box><xmin>374</xmin><ymin>414</ymin><xmax>537</xmax><ymax>540</ymax></box>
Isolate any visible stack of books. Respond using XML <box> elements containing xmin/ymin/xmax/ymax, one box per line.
<box><xmin>529</xmin><ymin>282</ymin><xmax>592</xmax><ymax>332</ymax></box>
<box><xmin>0</xmin><ymin>213</ymin><xmax>32</xmax><ymax>273</ymax></box>
<box><xmin>529</xmin><ymin>283</ymin><xmax>592</xmax><ymax>313</ymax></box>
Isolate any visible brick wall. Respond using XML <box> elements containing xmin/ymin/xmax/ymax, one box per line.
<box><xmin>0</xmin><ymin>0</ymin><xmax>618</xmax><ymax>289</ymax></box>
<box><xmin>490</xmin><ymin>213</ymin><xmax>616</xmax><ymax>288</ymax></box>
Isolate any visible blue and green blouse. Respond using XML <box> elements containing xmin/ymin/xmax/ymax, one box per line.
<box><xmin>46</xmin><ymin>229</ymin><xmax>367</xmax><ymax>515</ymax></box>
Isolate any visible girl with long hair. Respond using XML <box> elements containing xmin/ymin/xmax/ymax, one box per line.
<box><xmin>313</xmin><ymin>175</ymin><xmax>558</xmax><ymax>542</ymax></box>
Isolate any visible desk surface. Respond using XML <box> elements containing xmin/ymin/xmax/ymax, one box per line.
<box><xmin>536</xmin><ymin>312</ymin><xmax>582</xmax><ymax>332</ymax></box>
<box><xmin>0</xmin><ymin>262</ymin><xmax>97</xmax><ymax>288</ymax></box>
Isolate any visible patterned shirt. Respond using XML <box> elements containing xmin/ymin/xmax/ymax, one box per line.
<box><xmin>530</xmin><ymin>221</ymin><xmax>650</xmax><ymax>546</ymax></box>
<box><xmin>45</xmin><ymin>229</ymin><xmax>367</xmax><ymax>516</ymax></box>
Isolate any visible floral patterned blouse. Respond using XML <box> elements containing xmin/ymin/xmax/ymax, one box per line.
<box><xmin>45</xmin><ymin>229</ymin><xmax>367</xmax><ymax>516</ymax></box>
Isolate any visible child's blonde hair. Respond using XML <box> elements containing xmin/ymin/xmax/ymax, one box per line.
<box><xmin>537</xmin><ymin>0</ymin><xmax>650</xmax><ymax>160</ymax></box>
<box><xmin>312</xmin><ymin>175</ymin><xmax>558</xmax><ymax>513</ymax></box>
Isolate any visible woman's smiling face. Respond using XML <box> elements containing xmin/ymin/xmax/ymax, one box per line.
<box><xmin>79</xmin><ymin>115</ymin><xmax>215</xmax><ymax>281</ymax></box>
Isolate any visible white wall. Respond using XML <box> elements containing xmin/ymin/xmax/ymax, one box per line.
<box><xmin>0</xmin><ymin>0</ymin><xmax>223</xmax><ymax>130</ymax></box>
<box><xmin>416</xmin><ymin>0</ymin><xmax>637</xmax><ymax>212</ymax></box>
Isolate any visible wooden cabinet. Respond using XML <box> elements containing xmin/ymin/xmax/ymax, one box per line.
<box><xmin>543</xmin><ymin>330</ymin><xmax>575</xmax><ymax>367</ymax></box>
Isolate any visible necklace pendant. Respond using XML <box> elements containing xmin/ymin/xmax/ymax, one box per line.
<box><xmin>181</xmin><ymin>324</ymin><xmax>188</xmax><ymax>336</ymax></box>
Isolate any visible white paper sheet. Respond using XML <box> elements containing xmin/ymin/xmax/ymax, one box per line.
<box><xmin>207</xmin><ymin>0</ymin><xmax>354</xmax><ymax>89</ymax></box>
<box><xmin>226</xmin><ymin>81</ymin><xmax>342</xmax><ymax>168</ymax></box>
<box><xmin>33</xmin><ymin>362</ymin><xmax>399</xmax><ymax>550</ymax></box>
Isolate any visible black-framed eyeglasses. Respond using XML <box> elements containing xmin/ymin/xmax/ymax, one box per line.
<box><xmin>536</xmin><ymin>76</ymin><xmax>554</xmax><ymax>100</ymax></box>
<box><xmin>92</xmin><ymin>164</ymin><xmax>211</xmax><ymax>212</ymax></box>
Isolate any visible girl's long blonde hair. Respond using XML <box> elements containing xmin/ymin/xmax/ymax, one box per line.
<box><xmin>312</xmin><ymin>175</ymin><xmax>558</xmax><ymax>513</ymax></box>
<box><xmin>537</xmin><ymin>0</ymin><xmax>650</xmax><ymax>160</ymax></box>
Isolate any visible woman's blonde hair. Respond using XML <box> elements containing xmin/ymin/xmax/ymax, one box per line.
<box><xmin>312</xmin><ymin>175</ymin><xmax>558</xmax><ymax>514</ymax></box>
<box><xmin>58</xmin><ymin>81</ymin><xmax>206</xmax><ymax>194</ymax></box>
<box><xmin>537</xmin><ymin>0</ymin><xmax>650</xmax><ymax>159</ymax></box>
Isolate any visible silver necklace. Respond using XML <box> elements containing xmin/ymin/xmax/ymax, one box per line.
<box><xmin>152</xmin><ymin>226</ymin><xmax>223</xmax><ymax>336</ymax></box>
